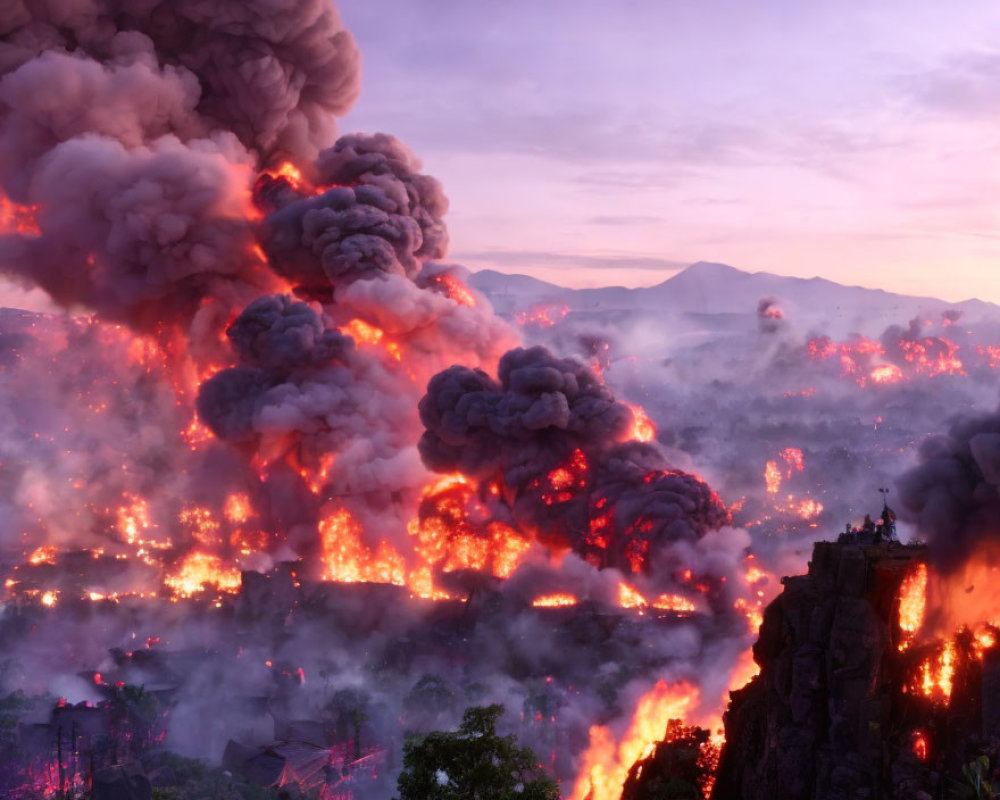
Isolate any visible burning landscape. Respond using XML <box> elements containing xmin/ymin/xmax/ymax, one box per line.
<box><xmin>2</xmin><ymin>2</ymin><xmax>1000</xmax><ymax>799</ymax></box>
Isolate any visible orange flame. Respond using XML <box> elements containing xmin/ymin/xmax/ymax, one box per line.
<box><xmin>652</xmin><ymin>594</ymin><xmax>698</xmax><ymax>613</ymax></box>
<box><xmin>532</xmin><ymin>593</ymin><xmax>578</xmax><ymax>608</ymax></box>
<box><xmin>259</xmin><ymin>161</ymin><xmax>306</xmax><ymax>192</ymax></box>
<box><xmin>870</xmin><ymin>364</ymin><xmax>904</xmax><ymax>384</ymax></box>
<box><xmin>407</xmin><ymin>475</ymin><xmax>531</xmax><ymax>584</ymax></box>
<box><xmin>224</xmin><ymin>492</ymin><xmax>253</xmax><ymax>524</ymax></box>
<box><xmin>764</xmin><ymin>461</ymin><xmax>782</xmax><ymax>495</ymax></box>
<box><xmin>626</xmin><ymin>403</ymin><xmax>657</xmax><ymax>443</ymax></box>
<box><xmin>569</xmin><ymin>681</ymin><xmax>701</xmax><ymax>800</ymax></box>
<box><xmin>779</xmin><ymin>447</ymin><xmax>804</xmax><ymax>477</ymax></box>
<box><xmin>28</xmin><ymin>545</ymin><xmax>58</xmax><ymax>566</ymax></box>
<box><xmin>116</xmin><ymin>495</ymin><xmax>152</xmax><ymax>545</ymax></box>
<box><xmin>164</xmin><ymin>552</ymin><xmax>241</xmax><ymax>597</ymax></box>
<box><xmin>320</xmin><ymin>507</ymin><xmax>406</xmax><ymax>585</ymax></box>
<box><xmin>897</xmin><ymin>563</ymin><xmax>927</xmax><ymax>651</ymax></box>
<box><xmin>432</xmin><ymin>273</ymin><xmax>477</xmax><ymax>307</ymax></box>
<box><xmin>618</xmin><ymin>582</ymin><xmax>648</xmax><ymax>609</ymax></box>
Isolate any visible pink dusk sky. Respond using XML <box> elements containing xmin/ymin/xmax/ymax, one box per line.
<box><xmin>337</xmin><ymin>0</ymin><xmax>1000</xmax><ymax>304</ymax></box>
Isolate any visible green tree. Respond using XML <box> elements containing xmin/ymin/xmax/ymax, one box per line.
<box><xmin>964</xmin><ymin>755</ymin><xmax>998</xmax><ymax>800</ymax></box>
<box><xmin>395</xmin><ymin>704</ymin><xmax>558</xmax><ymax>800</ymax></box>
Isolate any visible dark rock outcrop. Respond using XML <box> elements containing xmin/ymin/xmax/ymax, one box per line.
<box><xmin>711</xmin><ymin>541</ymin><xmax>998</xmax><ymax>800</ymax></box>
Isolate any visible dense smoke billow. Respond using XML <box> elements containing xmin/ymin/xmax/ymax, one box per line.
<box><xmin>0</xmin><ymin>0</ymin><xmax>360</xmax><ymax>331</ymax></box>
<box><xmin>419</xmin><ymin>345</ymin><xmax>730</xmax><ymax>597</ymax></box>
<box><xmin>896</xmin><ymin>409</ymin><xmax>1000</xmax><ymax>569</ymax></box>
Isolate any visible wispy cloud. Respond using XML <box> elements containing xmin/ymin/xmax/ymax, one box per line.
<box><xmin>454</xmin><ymin>249</ymin><xmax>688</xmax><ymax>273</ymax></box>
<box><xmin>897</xmin><ymin>50</ymin><xmax>1000</xmax><ymax>117</ymax></box>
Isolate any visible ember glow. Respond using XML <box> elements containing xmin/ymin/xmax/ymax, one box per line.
<box><xmin>806</xmin><ymin>332</ymin><xmax>968</xmax><ymax>386</ymax></box>
<box><xmin>764</xmin><ymin>460</ymin><xmax>782</xmax><ymax>495</ymax></box>
<box><xmin>515</xmin><ymin>304</ymin><xmax>569</xmax><ymax>328</ymax></box>
<box><xmin>532</xmin><ymin>593</ymin><xmax>578</xmax><ymax>608</ymax></box>
<box><xmin>0</xmin><ymin>193</ymin><xmax>39</xmax><ymax>236</ymax></box>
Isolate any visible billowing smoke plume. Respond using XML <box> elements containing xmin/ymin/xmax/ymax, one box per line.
<box><xmin>0</xmin><ymin>0</ymin><xmax>359</xmax><ymax>331</ymax></box>
<box><xmin>756</xmin><ymin>297</ymin><xmax>784</xmax><ymax>334</ymax></box>
<box><xmin>419</xmin><ymin>346</ymin><xmax>730</xmax><ymax>597</ymax></box>
<box><xmin>196</xmin><ymin>294</ymin><xmax>355</xmax><ymax>443</ymax></box>
<box><xmin>259</xmin><ymin>133</ymin><xmax>449</xmax><ymax>293</ymax></box>
<box><xmin>896</xmin><ymin>409</ymin><xmax>1000</xmax><ymax>569</ymax></box>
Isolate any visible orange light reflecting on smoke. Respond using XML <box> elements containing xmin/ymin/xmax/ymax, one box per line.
<box><xmin>0</xmin><ymin>194</ymin><xmax>40</xmax><ymax>235</ymax></box>
<box><xmin>343</xmin><ymin>318</ymin><xmax>384</xmax><ymax>345</ymax></box>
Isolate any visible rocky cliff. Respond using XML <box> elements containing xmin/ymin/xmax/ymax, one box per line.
<box><xmin>710</xmin><ymin>541</ymin><xmax>1000</xmax><ymax>800</ymax></box>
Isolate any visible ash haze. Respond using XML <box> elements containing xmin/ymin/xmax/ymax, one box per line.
<box><xmin>340</xmin><ymin>0</ymin><xmax>1000</xmax><ymax>303</ymax></box>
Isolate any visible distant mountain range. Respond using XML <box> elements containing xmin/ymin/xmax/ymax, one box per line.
<box><xmin>469</xmin><ymin>261</ymin><xmax>1000</xmax><ymax>336</ymax></box>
